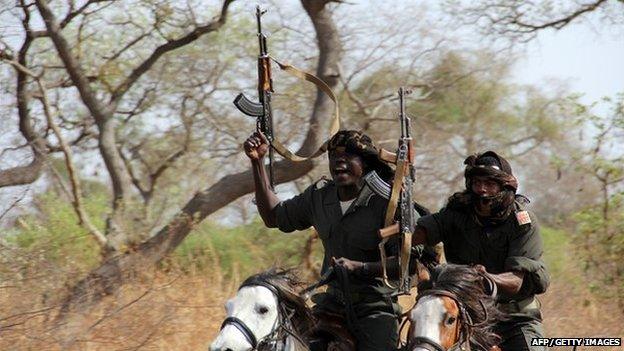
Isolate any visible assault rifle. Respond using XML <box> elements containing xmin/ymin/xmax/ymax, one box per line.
<box><xmin>234</xmin><ymin>6</ymin><xmax>276</xmax><ymax>190</ymax></box>
<box><xmin>378</xmin><ymin>87</ymin><xmax>417</xmax><ymax>295</ymax></box>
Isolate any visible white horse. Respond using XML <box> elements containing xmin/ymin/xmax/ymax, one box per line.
<box><xmin>210</xmin><ymin>269</ymin><xmax>314</xmax><ymax>351</ymax></box>
<box><xmin>406</xmin><ymin>264</ymin><xmax>502</xmax><ymax>351</ymax></box>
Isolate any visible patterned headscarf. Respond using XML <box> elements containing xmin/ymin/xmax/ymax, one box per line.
<box><xmin>327</xmin><ymin>130</ymin><xmax>393</xmax><ymax>181</ymax></box>
<box><xmin>448</xmin><ymin>151</ymin><xmax>519</xmax><ymax>222</ymax></box>
<box><xmin>464</xmin><ymin>151</ymin><xmax>518</xmax><ymax>192</ymax></box>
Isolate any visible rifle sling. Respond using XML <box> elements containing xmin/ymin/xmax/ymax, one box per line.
<box><xmin>384</xmin><ymin>159</ymin><xmax>407</xmax><ymax>226</ymax></box>
<box><xmin>269</xmin><ymin>56</ymin><xmax>340</xmax><ymax>162</ymax></box>
<box><xmin>380</xmin><ymin>158</ymin><xmax>406</xmax><ymax>289</ymax></box>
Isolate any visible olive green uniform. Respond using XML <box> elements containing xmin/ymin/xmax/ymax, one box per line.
<box><xmin>274</xmin><ymin>179</ymin><xmax>400</xmax><ymax>351</ymax></box>
<box><xmin>417</xmin><ymin>199</ymin><xmax>550</xmax><ymax>351</ymax></box>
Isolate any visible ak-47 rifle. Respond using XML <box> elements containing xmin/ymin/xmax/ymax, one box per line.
<box><xmin>234</xmin><ymin>6</ymin><xmax>276</xmax><ymax>190</ymax></box>
<box><xmin>378</xmin><ymin>87</ymin><xmax>417</xmax><ymax>295</ymax></box>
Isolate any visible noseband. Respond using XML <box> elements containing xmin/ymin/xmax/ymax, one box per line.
<box><xmin>409</xmin><ymin>335</ymin><xmax>448</xmax><ymax>351</ymax></box>
<box><xmin>221</xmin><ymin>316</ymin><xmax>259</xmax><ymax>349</ymax></box>
<box><xmin>409</xmin><ymin>289</ymin><xmax>489</xmax><ymax>351</ymax></box>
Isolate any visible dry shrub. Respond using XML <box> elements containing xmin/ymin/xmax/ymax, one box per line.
<box><xmin>1</xmin><ymin>240</ymin><xmax>622</xmax><ymax>350</ymax></box>
<box><xmin>1</xmin><ymin>262</ymin><xmax>234</xmax><ymax>351</ymax></box>
<box><xmin>5</xmin><ymin>267</ymin><xmax>621</xmax><ymax>351</ymax></box>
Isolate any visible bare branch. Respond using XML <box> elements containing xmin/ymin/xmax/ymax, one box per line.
<box><xmin>0</xmin><ymin>144</ymin><xmax>29</xmax><ymax>161</ymax></box>
<box><xmin>109</xmin><ymin>0</ymin><xmax>236</xmax><ymax>104</ymax></box>
<box><xmin>510</xmin><ymin>0</ymin><xmax>608</xmax><ymax>33</ymax></box>
<box><xmin>0</xmin><ymin>190</ymin><xmax>28</xmax><ymax>222</ymax></box>
<box><xmin>119</xmin><ymin>148</ymin><xmax>149</xmax><ymax>200</ymax></box>
<box><xmin>36</xmin><ymin>0</ymin><xmax>135</xmax><ymax>210</ymax></box>
<box><xmin>60</xmin><ymin>0</ymin><xmax>114</xmax><ymax>29</ymax></box>
<box><xmin>35</xmin><ymin>75</ymin><xmax>109</xmax><ymax>249</ymax></box>
<box><xmin>448</xmin><ymin>0</ymin><xmax>618</xmax><ymax>42</ymax></box>
<box><xmin>35</xmin><ymin>0</ymin><xmax>112</xmax><ymax>122</ymax></box>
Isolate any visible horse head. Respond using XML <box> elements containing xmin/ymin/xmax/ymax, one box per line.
<box><xmin>407</xmin><ymin>264</ymin><xmax>503</xmax><ymax>351</ymax></box>
<box><xmin>210</xmin><ymin>268</ymin><xmax>312</xmax><ymax>351</ymax></box>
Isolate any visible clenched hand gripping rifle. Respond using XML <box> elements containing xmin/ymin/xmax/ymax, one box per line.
<box><xmin>377</xmin><ymin>87</ymin><xmax>417</xmax><ymax>295</ymax></box>
<box><xmin>234</xmin><ymin>6</ymin><xmax>341</xmax><ymax>191</ymax></box>
<box><xmin>234</xmin><ymin>6</ymin><xmax>276</xmax><ymax>189</ymax></box>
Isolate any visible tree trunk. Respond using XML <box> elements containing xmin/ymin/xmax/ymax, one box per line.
<box><xmin>0</xmin><ymin>27</ymin><xmax>47</xmax><ymax>187</ymax></box>
<box><xmin>57</xmin><ymin>0</ymin><xmax>342</xmax><ymax>319</ymax></box>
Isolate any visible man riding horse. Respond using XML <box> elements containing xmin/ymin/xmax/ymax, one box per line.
<box><xmin>244</xmin><ymin>130</ymin><xmax>421</xmax><ymax>351</ymax></box>
<box><xmin>361</xmin><ymin>151</ymin><xmax>550</xmax><ymax>350</ymax></box>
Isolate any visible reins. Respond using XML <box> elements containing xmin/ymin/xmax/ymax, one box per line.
<box><xmin>406</xmin><ymin>288</ymin><xmax>492</xmax><ymax>351</ymax></box>
<box><xmin>220</xmin><ymin>280</ymin><xmax>308</xmax><ymax>350</ymax></box>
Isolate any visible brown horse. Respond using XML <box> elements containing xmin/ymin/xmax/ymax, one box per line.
<box><xmin>406</xmin><ymin>264</ymin><xmax>504</xmax><ymax>351</ymax></box>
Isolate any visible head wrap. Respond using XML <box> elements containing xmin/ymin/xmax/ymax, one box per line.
<box><xmin>447</xmin><ymin>151</ymin><xmax>519</xmax><ymax>222</ymax></box>
<box><xmin>327</xmin><ymin>130</ymin><xmax>393</xmax><ymax>181</ymax></box>
<box><xmin>463</xmin><ymin>151</ymin><xmax>518</xmax><ymax>192</ymax></box>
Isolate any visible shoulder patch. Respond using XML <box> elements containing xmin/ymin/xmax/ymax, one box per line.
<box><xmin>515</xmin><ymin>210</ymin><xmax>531</xmax><ymax>226</ymax></box>
<box><xmin>313</xmin><ymin>176</ymin><xmax>331</xmax><ymax>190</ymax></box>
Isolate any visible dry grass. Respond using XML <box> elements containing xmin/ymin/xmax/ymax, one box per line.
<box><xmin>1</xmin><ymin>264</ymin><xmax>233</xmax><ymax>351</ymax></box>
<box><xmin>1</xmin><ymin>260</ymin><xmax>622</xmax><ymax>350</ymax></box>
<box><xmin>540</xmin><ymin>266</ymin><xmax>624</xmax><ymax>351</ymax></box>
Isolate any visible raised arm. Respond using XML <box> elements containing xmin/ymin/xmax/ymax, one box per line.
<box><xmin>243</xmin><ymin>131</ymin><xmax>280</xmax><ymax>227</ymax></box>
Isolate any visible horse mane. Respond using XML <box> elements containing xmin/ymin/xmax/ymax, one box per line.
<box><xmin>418</xmin><ymin>264</ymin><xmax>505</xmax><ymax>351</ymax></box>
<box><xmin>241</xmin><ymin>268</ymin><xmax>315</xmax><ymax>344</ymax></box>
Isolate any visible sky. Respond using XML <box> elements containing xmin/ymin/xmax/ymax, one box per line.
<box><xmin>511</xmin><ymin>14</ymin><xmax>624</xmax><ymax>107</ymax></box>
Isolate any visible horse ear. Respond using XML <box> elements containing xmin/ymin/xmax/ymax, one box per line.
<box><xmin>415</xmin><ymin>261</ymin><xmax>431</xmax><ymax>288</ymax></box>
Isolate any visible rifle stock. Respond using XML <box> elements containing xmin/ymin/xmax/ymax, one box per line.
<box><xmin>378</xmin><ymin>148</ymin><xmax>398</xmax><ymax>164</ymax></box>
<box><xmin>378</xmin><ymin>222</ymin><xmax>399</xmax><ymax>239</ymax></box>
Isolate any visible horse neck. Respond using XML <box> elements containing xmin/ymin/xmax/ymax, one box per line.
<box><xmin>273</xmin><ymin>302</ymin><xmax>310</xmax><ymax>351</ymax></box>
<box><xmin>283</xmin><ymin>335</ymin><xmax>308</xmax><ymax>351</ymax></box>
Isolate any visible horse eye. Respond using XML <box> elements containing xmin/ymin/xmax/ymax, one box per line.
<box><xmin>256</xmin><ymin>305</ymin><xmax>269</xmax><ymax>315</ymax></box>
<box><xmin>446</xmin><ymin>316</ymin><xmax>457</xmax><ymax>325</ymax></box>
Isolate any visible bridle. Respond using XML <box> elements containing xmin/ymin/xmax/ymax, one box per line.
<box><xmin>406</xmin><ymin>289</ymin><xmax>490</xmax><ymax>351</ymax></box>
<box><xmin>219</xmin><ymin>281</ymin><xmax>306</xmax><ymax>351</ymax></box>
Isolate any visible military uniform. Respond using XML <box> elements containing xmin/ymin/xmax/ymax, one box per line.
<box><xmin>274</xmin><ymin>179</ymin><xmax>400</xmax><ymax>351</ymax></box>
<box><xmin>417</xmin><ymin>198</ymin><xmax>550</xmax><ymax>351</ymax></box>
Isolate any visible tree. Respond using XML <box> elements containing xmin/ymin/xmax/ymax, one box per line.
<box><xmin>0</xmin><ymin>0</ymin><xmax>343</xmax><ymax>322</ymax></box>
<box><xmin>338</xmin><ymin>50</ymin><xmax>577</xmax><ymax>208</ymax></box>
<box><xmin>572</xmin><ymin>95</ymin><xmax>624</xmax><ymax>309</ymax></box>
<box><xmin>446</xmin><ymin>0</ymin><xmax>624</xmax><ymax>42</ymax></box>
<box><xmin>2</xmin><ymin>0</ymin><xmax>608</xmax><ymax>334</ymax></box>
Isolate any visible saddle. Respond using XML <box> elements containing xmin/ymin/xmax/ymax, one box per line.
<box><xmin>308</xmin><ymin>310</ymin><xmax>356</xmax><ymax>351</ymax></box>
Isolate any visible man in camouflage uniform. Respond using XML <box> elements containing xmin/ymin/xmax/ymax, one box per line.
<box><xmin>412</xmin><ymin>151</ymin><xmax>550</xmax><ymax>351</ymax></box>
<box><xmin>243</xmin><ymin>130</ymin><xmax>403</xmax><ymax>351</ymax></box>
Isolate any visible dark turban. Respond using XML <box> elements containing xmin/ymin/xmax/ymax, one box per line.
<box><xmin>328</xmin><ymin>130</ymin><xmax>393</xmax><ymax>181</ymax></box>
<box><xmin>463</xmin><ymin>151</ymin><xmax>518</xmax><ymax>192</ymax></box>
<box><xmin>448</xmin><ymin>151</ymin><xmax>519</xmax><ymax>222</ymax></box>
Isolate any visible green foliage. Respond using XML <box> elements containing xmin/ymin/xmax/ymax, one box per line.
<box><xmin>572</xmin><ymin>193</ymin><xmax>624</xmax><ymax>299</ymax></box>
<box><xmin>420</xmin><ymin>51</ymin><xmax>568</xmax><ymax>150</ymax></box>
<box><xmin>567</xmin><ymin>95</ymin><xmax>624</xmax><ymax>303</ymax></box>
<box><xmin>540</xmin><ymin>226</ymin><xmax>575</xmax><ymax>282</ymax></box>
<box><xmin>7</xmin><ymin>191</ymin><xmax>107</xmax><ymax>273</ymax></box>
<box><xmin>5</xmin><ymin>187</ymin><xmax>322</xmax><ymax>281</ymax></box>
<box><xmin>173</xmin><ymin>218</ymin><xmax>322</xmax><ymax>279</ymax></box>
